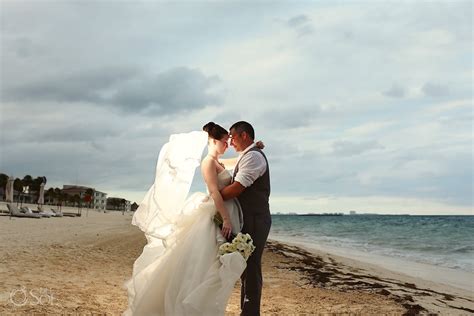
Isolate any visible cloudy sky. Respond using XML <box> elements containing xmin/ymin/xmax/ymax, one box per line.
<box><xmin>1</xmin><ymin>1</ymin><xmax>472</xmax><ymax>215</ymax></box>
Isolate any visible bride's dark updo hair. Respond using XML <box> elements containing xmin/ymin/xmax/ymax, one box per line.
<box><xmin>203</xmin><ymin>122</ymin><xmax>228</xmax><ymax>140</ymax></box>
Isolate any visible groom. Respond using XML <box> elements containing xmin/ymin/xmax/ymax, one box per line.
<box><xmin>220</xmin><ymin>121</ymin><xmax>271</xmax><ymax>316</ymax></box>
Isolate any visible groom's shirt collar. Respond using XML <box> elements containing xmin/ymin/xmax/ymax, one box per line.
<box><xmin>234</xmin><ymin>143</ymin><xmax>267</xmax><ymax>188</ymax></box>
<box><xmin>234</xmin><ymin>143</ymin><xmax>255</xmax><ymax>172</ymax></box>
<box><xmin>238</xmin><ymin>143</ymin><xmax>256</xmax><ymax>157</ymax></box>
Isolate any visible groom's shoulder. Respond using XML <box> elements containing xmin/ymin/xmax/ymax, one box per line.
<box><xmin>243</xmin><ymin>148</ymin><xmax>267</xmax><ymax>165</ymax></box>
<box><xmin>248</xmin><ymin>147</ymin><xmax>267</xmax><ymax>159</ymax></box>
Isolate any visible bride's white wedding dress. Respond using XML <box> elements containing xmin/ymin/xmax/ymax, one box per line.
<box><xmin>123</xmin><ymin>131</ymin><xmax>246</xmax><ymax>316</ymax></box>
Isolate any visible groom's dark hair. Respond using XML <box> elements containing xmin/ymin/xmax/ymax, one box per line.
<box><xmin>230</xmin><ymin>121</ymin><xmax>255</xmax><ymax>140</ymax></box>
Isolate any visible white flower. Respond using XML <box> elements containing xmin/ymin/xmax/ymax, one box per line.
<box><xmin>217</xmin><ymin>232</ymin><xmax>256</xmax><ymax>260</ymax></box>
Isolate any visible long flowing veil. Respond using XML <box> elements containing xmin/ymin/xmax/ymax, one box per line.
<box><xmin>123</xmin><ymin>131</ymin><xmax>208</xmax><ymax>315</ymax></box>
<box><xmin>131</xmin><ymin>130</ymin><xmax>208</xmax><ymax>241</ymax></box>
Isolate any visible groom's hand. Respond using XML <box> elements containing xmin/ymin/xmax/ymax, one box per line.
<box><xmin>220</xmin><ymin>182</ymin><xmax>245</xmax><ymax>200</ymax></box>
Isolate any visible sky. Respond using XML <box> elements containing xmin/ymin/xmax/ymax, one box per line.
<box><xmin>0</xmin><ymin>1</ymin><xmax>472</xmax><ymax>215</ymax></box>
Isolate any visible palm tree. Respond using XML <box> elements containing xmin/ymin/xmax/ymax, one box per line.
<box><xmin>59</xmin><ymin>192</ymin><xmax>68</xmax><ymax>210</ymax></box>
<box><xmin>22</xmin><ymin>175</ymin><xmax>33</xmax><ymax>187</ymax></box>
<box><xmin>73</xmin><ymin>194</ymin><xmax>81</xmax><ymax>216</ymax></box>
<box><xmin>0</xmin><ymin>173</ymin><xmax>8</xmax><ymax>201</ymax></box>
<box><xmin>54</xmin><ymin>188</ymin><xmax>62</xmax><ymax>208</ymax></box>
<box><xmin>13</xmin><ymin>178</ymin><xmax>23</xmax><ymax>204</ymax></box>
<box><xmin>46</xmin><ymin>188</ymin><xmax>55</xmax><ymax>205</ymax></box>
<box><xmin>19</xmin><ymin>175</ymin><xmax>33</xmax><ymax>203</ymax></box>
<box><xmin>120</xmin><ymin>198</ymin><xmax>127</xmax><ymax>214</ymax></box>
<box><xmin>22</xmin><ymin>175</ymin><xmax>33</xmax><ymax>201</ymax></box>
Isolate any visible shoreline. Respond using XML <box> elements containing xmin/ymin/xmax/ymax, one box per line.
<box><xmin>266</xmin><ymin>239</ymin><xmax>474</xmax><ymax>315</ymax></box>
<box><xmin>1</xmin><ymin>211</ymin><xmax>472</xmax><ymax>314</ymax></box>
<box><xmin>269</xmin><ymin>234</ymin><xmax>473</xmax><ymax>292</ymax></box>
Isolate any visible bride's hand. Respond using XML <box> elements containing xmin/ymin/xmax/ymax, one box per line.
<box><xmin>256</xmin><ymin>140</ymin><xmax>265</xmax><ymax>149</ymax></box>
<box><xmin>221</xmin><ymin>218</ymin><xmax>232</xmax><ymax>239</ymax></box>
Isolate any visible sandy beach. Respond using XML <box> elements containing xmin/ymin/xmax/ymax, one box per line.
<box><xmin>0</xmin><ymin>204</ymin><xmax>472</xmax><ymax>315</ymax></box>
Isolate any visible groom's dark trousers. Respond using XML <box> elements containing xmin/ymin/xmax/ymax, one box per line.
<box><xmin>233</xmin><ymin>147</ymin><xmax>271</xmax><ymax>316</ymax></box>
<box><xmin>240</xmin><ymin>213</ymin><xmax>271</xmax><ymax>316</ymax></box>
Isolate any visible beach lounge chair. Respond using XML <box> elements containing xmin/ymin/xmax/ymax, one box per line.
<box><xmin>21</xmin><ymin>206</ymin><xmax>51</xmax><ymax>218</ymax></box>
<box><xmin>49</xmin><ymin>207</ymin><xmax>63</xmax><ymax>217</ymax></box>
<box><xmin>38</xmin><ymin>205</ymin><xmax>63</xmax><ymax>217</ymax></box>
<box><xmin>61</xmin><ymin>212</ymin><xmax>79</xmax><ymax>217</ymax></box>
<box><xmin>7</xmin><ymin>203</ymin><xmax>41</xmax><ymax>219</ymax></box>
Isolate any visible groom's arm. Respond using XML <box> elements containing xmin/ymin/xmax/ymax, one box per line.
<box><xmin>221</xmin><ymin>151</ymin><xmax>266</xmax><ymax>200</ymax></box>
<box><xmin>220</xmin><ymin>182</ymin><xmax>245</xmax><ymax>200</ymax></box>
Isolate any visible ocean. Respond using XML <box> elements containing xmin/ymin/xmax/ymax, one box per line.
<box><xmin>269</xmin><ymin>215</ymin><xmax>474</xmax><ymax>274</ymax></box>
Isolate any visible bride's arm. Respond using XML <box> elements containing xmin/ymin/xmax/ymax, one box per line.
<box><xmin>201</xmin><ymin>157</ymin><xmax>233</xmax><ymax>238</ymax></box>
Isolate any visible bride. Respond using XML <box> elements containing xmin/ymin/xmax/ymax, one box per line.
<box><xmin>123</xmin><ymin>122</ymin><xmax>253</xmax><ymax>315</ymax></box>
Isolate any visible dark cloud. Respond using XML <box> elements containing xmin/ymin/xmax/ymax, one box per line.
<box><xmin>332</xmin><ymin>140</ymin><xmax>385</xmax><ymax>156</ymax></box>
<box><xmin>3</xmin><ymin>66</ymin><xmax>139</xmax><ymax>103</ymax></box>
<box><xmin>422</xmin><ymin>82</ymin><xmax>450</xmax><ymax>97</ymax></box>
<box><xmin>287</xmin><ymin>14</ymin><xmax>314</xmax><ymax>37</ymax></box>
<box><xmin>383</xmin><ymin>84</ymin><xmax>406</xmax><ymax>98</ymax></box>
<box><xmin>287</xmin><ymin>15</ymin><xmax>310</xmax><ymax>28</ymax></box>
<box><xmin>3</xmin><ymin>66</ymin><xmax>221</xmax><ymax>116</ymax></box>
<box><xmin>23</xmin><ymin>123</ymin><xmax>123</xmax><ymax>143</ymax></box>
<box><xmin>113</xmin><ymin>67</ymin><xmax>221</xmax><ymax>115</ymax></box>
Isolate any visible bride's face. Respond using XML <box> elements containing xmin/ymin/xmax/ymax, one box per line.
<box><xmin>215</xmin><ymin>135</ymin><xmax>229</xmax><ymax>155</ymax></box>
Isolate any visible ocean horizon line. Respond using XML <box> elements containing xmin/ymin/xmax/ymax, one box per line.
<box><xmin>272</xmin><ymin>212</ymin><xmax>473</xmax><ymax>216</ymax></box>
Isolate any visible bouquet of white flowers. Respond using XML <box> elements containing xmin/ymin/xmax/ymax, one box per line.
<box><xmin>218</xmin><ymin>232</ymin><xmax>256</xmax><ymax>261</ymax></box>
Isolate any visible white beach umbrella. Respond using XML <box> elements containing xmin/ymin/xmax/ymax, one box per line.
<box><xmin>5</xmin><ymin>176</ymin><xmax>14</xmax><ymax>203</ymax></box>
<box><xmin>38</xmin><ymin>182</ymin><xmax>45</xmax><ymax>205</ymax></box>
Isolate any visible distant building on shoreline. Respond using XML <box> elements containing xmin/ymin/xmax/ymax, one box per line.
<box><xmin>93</xmin><ymin>190</ymin><xmax>107</xmax><ymax>211</ymax></box>
<box><xmin>62</xmin><ymin>185</ymin><xmax>107</xmax><ymax>211</ymax></box>
<box><xmin>0</xmin><ymin>174</ymin><xmax>134</xmax><ymax>211</ymax></box>
<box><xmin>106</xmin><ymin>197</ymin><xmax>131</xmax><ymax>212</ymax></box>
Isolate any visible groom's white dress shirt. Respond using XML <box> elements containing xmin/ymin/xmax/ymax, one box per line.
<box><xmin>234</xmin><ymin>143</ymin><xmax>267</xmax><ymax>188</ymax></box>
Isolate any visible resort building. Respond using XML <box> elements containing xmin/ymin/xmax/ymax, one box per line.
<box><xmin>106</xmin><ymin>197</ymin><xmax>131</xmax><ymax>212</ymax></box>
<box><xmin>93</xmin><ymin>190</ymin><xmax>107</xmax><ymax>211</ymax></box>
<box><xmin>62</xmin><ymin>185</ymin><xmax>107</xmax><ymax>210</ymax></box>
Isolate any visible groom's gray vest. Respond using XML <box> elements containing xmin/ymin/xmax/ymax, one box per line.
<box><xmin>233</xmin><ymin>147</ymin><xmax>270</xmax><ymax>215</ymax></box>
